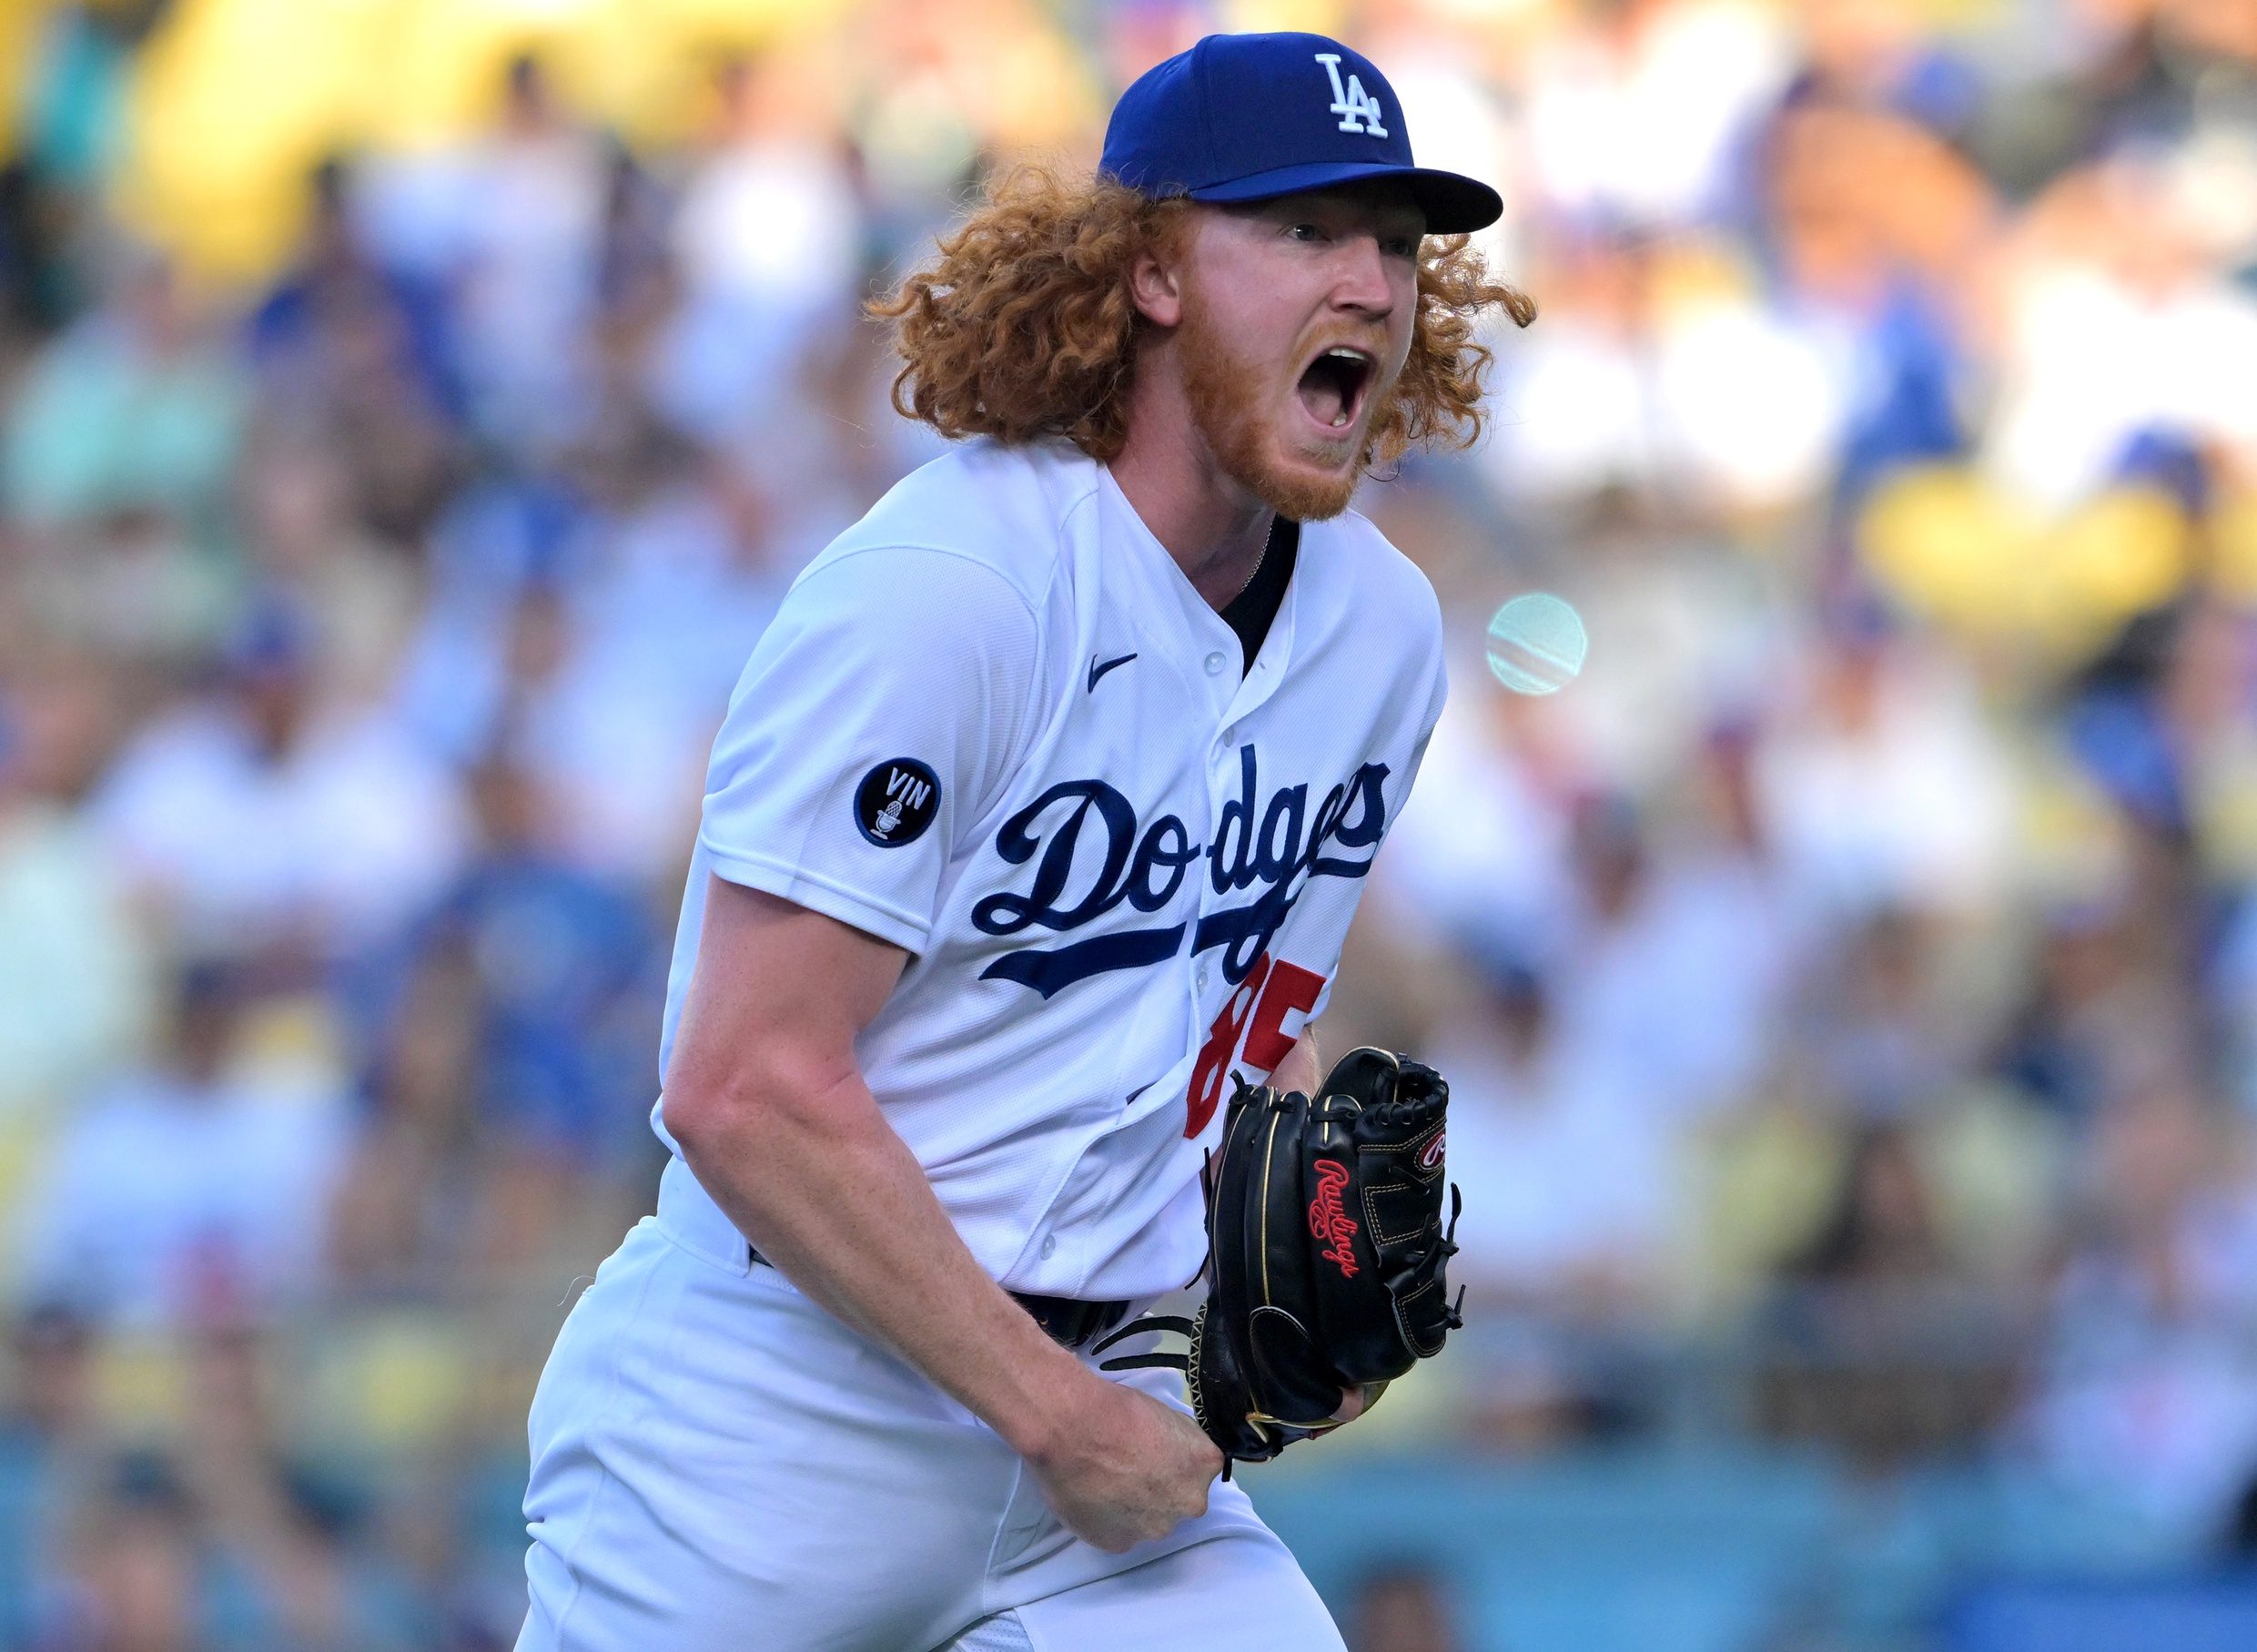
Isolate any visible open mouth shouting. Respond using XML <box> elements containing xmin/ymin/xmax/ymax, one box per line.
<box><xmin>1294</xmin><ymin>344</ymin><xmax>1377</xmax><ymax>437</ymax></box>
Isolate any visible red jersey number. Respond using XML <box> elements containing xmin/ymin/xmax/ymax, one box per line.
<box><xmin>1183</xmin><ymin>953</ymin><xmax>1327</xmax><ymax>1137</ymax></box>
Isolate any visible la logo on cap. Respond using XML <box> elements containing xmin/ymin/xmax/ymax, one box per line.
<box><xmin>1316</xmin><ymin>52</ymin><xmax>1388</xmax><ymax>138</ymax></box>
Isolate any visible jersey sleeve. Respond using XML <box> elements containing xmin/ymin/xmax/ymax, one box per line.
<box><xmin>1310</xmin><ymin>593</ymin><xmax>1451</xmax><ymax>1029</ymax></box>
<box><xmin>1408</xmin><ymin>641</ymin><xmax>1450</xmax><ymax>776</ymax></box>
<box><xmin>696</xmin><ymin>544</ymin><xmax>1043</xmax><ymax>953</ymax></box>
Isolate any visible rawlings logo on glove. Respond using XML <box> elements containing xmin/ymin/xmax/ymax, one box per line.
<box><xmin>1308</xmin><ymin>1160</ymin><xmax>1360</xmax><ymax>1278</ymax></box>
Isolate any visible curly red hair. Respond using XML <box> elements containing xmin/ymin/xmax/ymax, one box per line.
<box><xmin>866</xmin><ymin>163</ymin><xmax>1534</xmax><ymax>470</ymax></box>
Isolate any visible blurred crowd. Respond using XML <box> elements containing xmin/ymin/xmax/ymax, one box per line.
<box><xmin>2</xmin><ymin>0</ymin><xmax>2256</xmax><ymax>1646</ymax></box>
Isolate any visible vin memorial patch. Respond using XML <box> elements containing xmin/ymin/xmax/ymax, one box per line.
<box><xmin>855</xmin><ymin>758</ymin><xmax>940</xmax><ymax>847</ymax></box>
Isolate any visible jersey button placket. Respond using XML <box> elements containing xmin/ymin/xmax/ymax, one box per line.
<box><xmin>1197</xmin><ymin>689</ymin><xmax>1236</xmax><ymax>1012</ymax></box>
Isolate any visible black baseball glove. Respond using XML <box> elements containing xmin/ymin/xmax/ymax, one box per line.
<box><xmin>1098</xmin><ymin>1047</ymin><xmax>1462</xmax><ymax>1468</ymax></box>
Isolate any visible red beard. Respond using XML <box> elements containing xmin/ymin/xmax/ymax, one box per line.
<box><xmin>1178</xmin><ymin>282</ymin><xmax>1363</xmax><ymax>523</ymax></box>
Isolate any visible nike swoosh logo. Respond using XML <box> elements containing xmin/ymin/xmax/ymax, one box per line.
<box><xmin>1087</xmin><ymin>653</ymin><xmax>1139</xmax><ymax>691</ymax></box>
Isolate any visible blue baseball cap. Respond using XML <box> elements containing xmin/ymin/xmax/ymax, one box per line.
<box><xmin>1102</xmin><ymin>33</ymin><xmax>1503</xmax><ymax>236</ymax></box>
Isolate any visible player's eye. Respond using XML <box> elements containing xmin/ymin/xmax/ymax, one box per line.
<box><xmin>1285</xmin><ymin>222</ymin><xmax>1327</xmax><ymax>243</ymax></box>
<box><xmin>1382</xmin><ymin>235</ymin><xmax>1420</xmax><ymax>259</ymax></box>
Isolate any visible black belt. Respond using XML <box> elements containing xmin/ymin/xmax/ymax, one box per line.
<box><xmin>748</xmin><ymin>1245</ymin><xmax>1129</xmax><ymax>1352</ymax></box>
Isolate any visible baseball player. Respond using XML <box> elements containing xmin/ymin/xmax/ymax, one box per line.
<box><xmin>516</xmin><ymin>31</ymin><xmax>1528</xmax><ymax>1651</ymax></box>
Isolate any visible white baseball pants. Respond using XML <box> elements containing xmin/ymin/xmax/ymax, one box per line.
<box><xmin>513</xmin><ymin>1160</ymin><xmax>1344</xmax><ymax>1650</ymax></box>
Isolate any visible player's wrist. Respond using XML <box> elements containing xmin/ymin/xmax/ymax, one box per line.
<box><xmin>995</xmin><ymin>1355</ymin><xmax>1110</xmax><ymax>1465</ymax></box>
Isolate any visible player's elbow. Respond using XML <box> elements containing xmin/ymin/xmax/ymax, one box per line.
<box><xmin>661</xmin><ymin>1039</ymin><xmax>860</xmax><ymax>1160</ymax></box>
<box><xmin>658</xmin><ymin>1082</ymin><xmax>725</xmax><ymax>1160</ymax></box>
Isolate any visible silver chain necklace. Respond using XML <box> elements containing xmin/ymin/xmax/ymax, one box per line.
<box><xmin>1222</xmin><ymin>520</ymin><xmax>1277</xmax><ymax>609</ymax></box>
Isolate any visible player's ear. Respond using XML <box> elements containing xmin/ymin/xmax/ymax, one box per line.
<box><xmin>1128</xmin><ymin>243</ymin><xmax>1185</xmax><ymax>328</ymax></box>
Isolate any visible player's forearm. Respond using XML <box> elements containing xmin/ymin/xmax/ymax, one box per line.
<box><xmin>1273</xmin><ymin>1029</ymin><xmax>1322</xmax><ymax>1099</ymax></box>
<box><xmin>668</xmin><ymin>1072</ymin><xmax>1093</xmax><ymax>1459</ymax></box>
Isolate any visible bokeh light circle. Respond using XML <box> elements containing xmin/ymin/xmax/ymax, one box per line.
<box><xmin>1485</xmin><ymin>593</ymin><xmax>1588</xmax><ymax>695</ymax></box>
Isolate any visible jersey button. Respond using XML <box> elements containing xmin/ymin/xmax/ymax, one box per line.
<box><xmin>1039</xmin><ymin>1234</ymin><xmax>1057</xmax><ymax>1261</ymax></box>
<box><xmin>1204</xmin><ymin>650</ymin><xmax>1226</xmax><ymax>675</ymax></box>
<box><xmin>1197</xmin><ymin>963</ymin><xmax>1211</xmax><ymax>990</ymax></box>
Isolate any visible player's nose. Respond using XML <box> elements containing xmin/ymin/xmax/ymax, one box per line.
<box><xmin>1329</xmin><ymin>234</ymin><xmax>1397</xmax><ymax>319</ymax></box>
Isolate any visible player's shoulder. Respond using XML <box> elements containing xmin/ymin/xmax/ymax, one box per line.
<box><xmin>800</xmin><ymin>438</ymin><xmax>1098</xmax><ymax>613</ymax></box>
<box><xmin>1304</xmin><ymin>504</ymin><xmax>1443</xmax><ymax>640</ymax></box>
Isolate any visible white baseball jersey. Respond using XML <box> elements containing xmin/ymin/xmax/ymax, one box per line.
<box><xmin>653</xmin><ymin>437</ymin><xmax>1447</xmax><ymax>1301</ymax></box>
